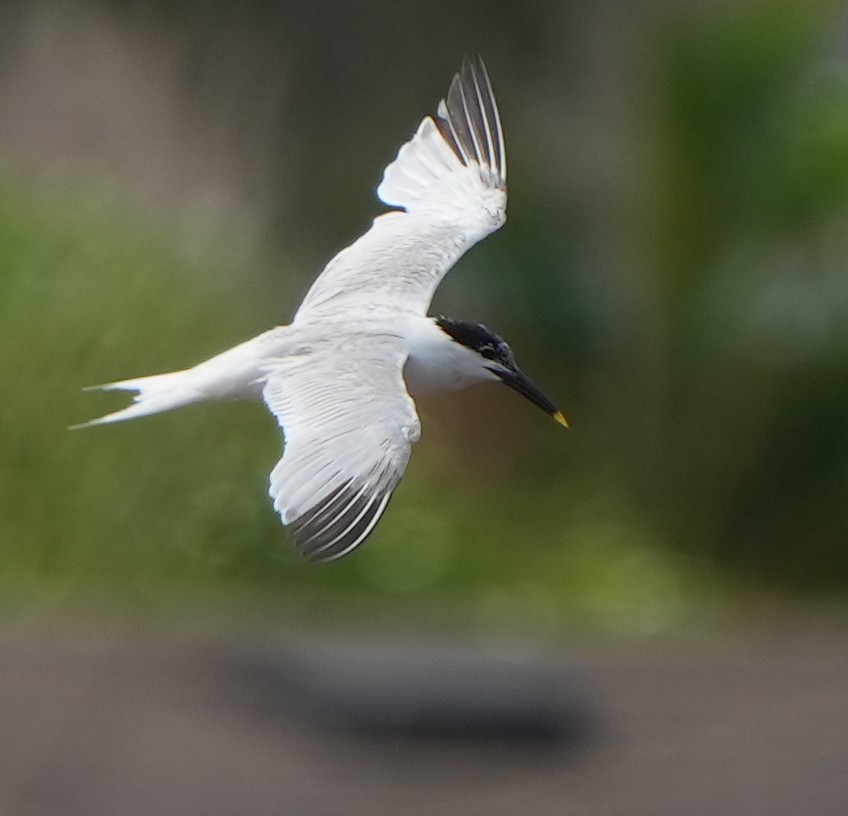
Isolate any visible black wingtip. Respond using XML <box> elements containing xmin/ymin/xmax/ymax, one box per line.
<box><xmin>289</xmin><ymin>483</ymin><xmax>394</xmax><ymax>563</ymax></box>
<box><xmin>436</xmin><ymin>54</ymin><xmax>505</xmax><ymax>188</ymax></box>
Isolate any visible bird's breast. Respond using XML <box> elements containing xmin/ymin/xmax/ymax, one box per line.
<box><xmin>403</xmin><ymin>355</ymin><xmax>467</xmax><ymax>395</ymax></box>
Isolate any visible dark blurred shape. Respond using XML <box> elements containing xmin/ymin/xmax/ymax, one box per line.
<box><xmin>237</xmin><ymin>637</ymin><xmax>586</xmax><ymax>741</ymax></box>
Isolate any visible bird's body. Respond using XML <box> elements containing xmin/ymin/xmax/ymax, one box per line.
<box><xmin>79</xmin><ymin>57</ymin><xmax>565</xmax><ymax>561</ymax></box>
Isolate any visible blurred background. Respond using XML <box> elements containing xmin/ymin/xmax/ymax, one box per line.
<box><xmin>1</xmin><ymin>0</ymin><xmax>848</xmax><ymax>814</ymax></box>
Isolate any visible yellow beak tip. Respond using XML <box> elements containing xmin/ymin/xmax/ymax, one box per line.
<box><xmin>553</xmin><ymin>411</ymin><xmax>569</xmax><ymax>429</ymax></box>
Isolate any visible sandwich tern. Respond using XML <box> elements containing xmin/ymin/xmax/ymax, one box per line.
<box><xmin>77</xmin><ymin>56</ymin><xmax>567</xmax><ymax>561</ymax></box>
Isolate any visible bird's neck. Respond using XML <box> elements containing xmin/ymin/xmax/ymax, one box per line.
<box><xmin>403</xmin><ymin>316</ymin><xmax>495</xmax><ymax>395</ymax></box>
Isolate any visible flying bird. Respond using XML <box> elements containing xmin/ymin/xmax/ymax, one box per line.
<box><xmin>77</xmin><ymin>56</ymin><xmax>567</xmax><ymax>561</ymax></box>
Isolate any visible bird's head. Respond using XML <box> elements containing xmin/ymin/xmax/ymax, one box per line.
<box><xmin>434</xmin><ymin>316</ymin><xmax>568</xmax><ymax>427</ymax></box>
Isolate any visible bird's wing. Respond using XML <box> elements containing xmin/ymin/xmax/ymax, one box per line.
<box><xmin>294</xmin><ymin>55</ymin><xmax>507</xmax><ymax>322</ymax></box>
<box><xmin>263</xmin><ymin>333</ymin><xmax>420</xmax><ymax>561</ymax></box>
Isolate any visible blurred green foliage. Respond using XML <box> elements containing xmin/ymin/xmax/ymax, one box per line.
<box><xmin>649</xmin><ymin>2</ymin><xmax>848</xmax><ymax>586</ymax></box>
<box><xmin>0</xmin><ymin>172</ymin><xmax>716</xmax><ymax>632</ymax></box>
<box><xmin>1</xmin><ymin>0</ymin><xmax>847</xmax><ymax>630</ymax></box>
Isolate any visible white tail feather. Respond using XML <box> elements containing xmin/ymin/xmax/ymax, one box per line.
<box><xmin>71</xmin><ymin>370</ymin><xmax>200</xmax><ymax>429</ymax></box>
<box><xmin>73</xmin><ymin>327</ymin><xmax>291</xmax><ymax>430</ymax></box>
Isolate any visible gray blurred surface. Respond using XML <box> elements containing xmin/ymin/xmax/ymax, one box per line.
<box><xmin>1</xmin><ymin>626</ymin><xmax>847</xmax><ymax>816</ymax></box>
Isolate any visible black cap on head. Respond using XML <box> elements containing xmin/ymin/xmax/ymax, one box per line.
<box><xmin>434</xmin><ymin>316</ymin><xmax>515</xmax><ymax>367</ymax></box>
<box><xmin>435</xmin><ymin>315</ymin><xmax>568</xmax><ymax>427</ymax></box>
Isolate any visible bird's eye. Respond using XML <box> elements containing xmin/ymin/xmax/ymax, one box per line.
<box><xmin>480</xmin><ymin>345</ymin><xmax>497</xmax><ymax>360</ymax></box>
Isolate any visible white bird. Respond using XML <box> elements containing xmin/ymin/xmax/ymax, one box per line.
<box><xmin>77</xmin><ymin>56</ymin><xmax>567</xmax><ymax>562</ymax></box>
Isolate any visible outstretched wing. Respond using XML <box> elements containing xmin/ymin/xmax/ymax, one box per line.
<box><xmin>294</xmin><ymin>55</ymin><xmax>507</xmax><ymax>322</ymax></box>
<box><xmin>263</xmin><ymin>334</ymin><xmax>421</xmax><ymax>562</ymax></box>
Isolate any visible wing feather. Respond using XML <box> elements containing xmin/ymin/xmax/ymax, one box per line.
<box><xmin>263</xmin><ymin>333</ymin><xmax>420</xmax><ymax>561</ymax></box>
<box><xmin>294</xmin><ymin>56</ymin><xmax>507</xmax><ymax>322</ymax></box>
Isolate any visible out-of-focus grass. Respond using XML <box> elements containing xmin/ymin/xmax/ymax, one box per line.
<box><xmin>0</xmin><ymin>170</ymin><xmax>725</xmax><ymax>634</ymax></box>
<box><xmin>0</xmin><ymin>171</ymin><xmax>285</xmax><ymax>596</ymax></box>
<box><xmin>10</xmin><ymin>0</ymin><xmax>848</xmax><ymax>632</ymax></box>
<box><xmin>5</xmin><ymin>0</ymin><xmax>848</xmax><ymax>633</ymax></box>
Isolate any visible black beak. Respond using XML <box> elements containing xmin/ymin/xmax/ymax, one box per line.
<box><xmin>491</xmin><ymin>366</ymin><xmax>569</xmax><ymax>428</ymax></box>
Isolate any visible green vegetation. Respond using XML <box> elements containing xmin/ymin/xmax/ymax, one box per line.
<box><xmin>0</xmin><ymin>174</ymin><xmax>715</xmax><ymax>632</ymax></box>
<box><xmin>2</xmin><ymin>1</ymin><xmax>847</xmax><ymax>633</ymax></box>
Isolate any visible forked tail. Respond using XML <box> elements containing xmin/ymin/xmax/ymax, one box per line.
<box><xmin>71</xmin><ymin>370</ymin><xmax>200</xmax><ymax>429</ymax></box>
